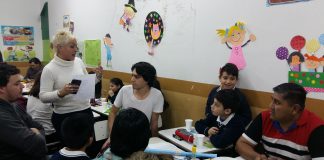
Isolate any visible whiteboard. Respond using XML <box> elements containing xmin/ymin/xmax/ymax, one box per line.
<box><xmin>48</xmin><ymin>0</ymin><xmax>324</xmax><ymax>100</ymax></box>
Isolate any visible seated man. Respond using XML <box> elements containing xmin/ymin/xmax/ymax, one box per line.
<box><xmin>0</xmin><ymin>63</ymin><xmax>47</xmax><ymax>160</ymax></box>
<box><xmin>25</xmin><ymin>57</ymin><xmax>42</xmax><ymax>80</ymax></box>
<box><xmin>236</xmin><ymin>83</ymin><xmax>324</xmax><ymax>160</ymax></box>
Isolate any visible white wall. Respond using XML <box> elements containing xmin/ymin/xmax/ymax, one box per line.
<box><xmin>48</xmin><ymin>0</ymin><xmax>324</xmax><ymax>100</ymax></box>
<box><xmin>0</xmin><ymin>0</ymin><xmax>44</xmax><ymax>60</ymax></box>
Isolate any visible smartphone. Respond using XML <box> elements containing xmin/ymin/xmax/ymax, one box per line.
<box><xmin>70</xmin><ymin>79</ymin><xmax>82</xmax><ymax>94</ymax></box>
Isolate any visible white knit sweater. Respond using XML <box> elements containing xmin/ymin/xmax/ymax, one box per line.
<box><xmin>39</xmin><ymin>55</ymin><xmax>90</xmax><ymax>114</ymax></box>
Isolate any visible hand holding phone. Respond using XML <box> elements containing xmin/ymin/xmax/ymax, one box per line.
<box><xmin>70</xmin><ymin>79</ymin><xmax>81</xmax><ymax>94</ymax></box>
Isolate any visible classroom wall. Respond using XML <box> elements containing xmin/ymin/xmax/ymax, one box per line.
<box><xmin>45</xmin><ymin>0</ymin><xmax>324</xmax><ymax>127</ymax></box>
<box><xmin>47</xmin><ymin>0</ymin><xmax>324</xmax><ymax>100</ymax></box>
<box><xmin>0</xmin><ymin>0</ymin><xmax>44</xmax><ymax>60</ymax></box>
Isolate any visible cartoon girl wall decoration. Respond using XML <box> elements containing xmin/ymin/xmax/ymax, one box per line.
<box><xmin>119</xmin><ymin>0</ymin><xmax>137</xmax><ymax>32</ymax></box>
<box><xmin>321</xmin><ymin>56</ymin><xmax>324</xmax><ymax>72</ymax></box>
<box><xmin>216</xmin><ymin>22</ymin><xmax>256</xmax><ymax>70</ymax></box>
<box><xmin>287</xmin><ymin>51</ymin><xmax>304</xmax><ymax>72</ymax></box>
<box><xmin>304</xmin><ymin>54</ymin><xmax>320</xmax><ymax>72</ymax></box>
<box><xmin>103</xmin><ymin>33</ymin><xmax>113</xmax><ymax>67</ymax></box>
<box><xmin>144</xmin><ymin>11</ymin><xmax>164</xmax><ymax>56</ymax></box>
<box><xmin>304</xmin><ymin>39</ymin><xmax>320</xmax><ymax>72</ymax></box>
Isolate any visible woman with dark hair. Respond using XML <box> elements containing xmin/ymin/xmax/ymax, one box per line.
<box><xmin>27</xmin><ymin>71</ymin><xmax>57</xmax><ymax>143</ymax></box>
<box><xmin>103</xmin><ymin>108</ymin><xmax>151</xmax><ymax>159</ymax></box>
<box><xmin>25</xmin><ymin>57</ymin><xmax>42</xmax><ymax>80</ymax></box>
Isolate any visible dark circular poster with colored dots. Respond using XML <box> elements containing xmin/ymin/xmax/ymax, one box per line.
<box><xmin>144</xmin><ymin>11</ymin><xmax>164</xmax><ymax>48</ymax></box>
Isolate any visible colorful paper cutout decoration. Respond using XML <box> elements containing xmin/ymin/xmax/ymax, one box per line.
<box><xmin>216</xmin><ymin>21</ymin><xmax>256</xmax><ymax>70</ymax></box>
<box><xmin>119</xmin><ymin>0</ymin><xmax>137</xmax><ymax>32</ymax></box>
<box><xmin>320</xmin><ymin>56</ymin><xmax>324</xmax><ymax>72</ymax></box>
<box><xmin>287</xmin><ymin>51</ymin><xmax>304</xmax><ymax>72</ymax></box>
<box><xmin>318</xmin><ymin>34</ymin><xmax>324</xmax><ymax>45</ymax></box>
<box><xmin>276</xmin><ymin>46</ymin><xmax>289</xmax><ymax>60</ymax></box>
<box><xmin>63</xmin><ymin>15</ymin><xmax>70</xmax><ymax>29</ymax></box>
<box><xmin>289</xmin><ymin>71</ymin><xmax>324</xmax><ymax>92</ymax></box>
<box><xmin>290</xmin><ymin>35</ymin><xmax>305</xmax><ymax>51</ymax></box>
<box><xmin>304</xmin><ymin>53</ymin><xmax>320</xmax><ymax>72</ymax></box>
<box><xmin>305</xmin><ymin>39</ymin><xmax>320</xmax><ymax>54</ymax></box>
<box><xmin>103</xmin><ymin>33</ymin><xmax>113</xmax><ymax>68</ymax></box>
<box><xmin>144</xmin><ymin>11</ymin><xmax>164</xmax><ymax>56</ymax></box>
<box><xmin>84</xmin><ymin>40</ymin><xmax>101</xmax><ymax>67</ymax></box>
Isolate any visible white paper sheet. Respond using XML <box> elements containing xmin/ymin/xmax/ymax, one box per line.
<box><xmin>72</xmin><ymin>74</ymin><xmax>95</xmax><ymax>100</ymax></box>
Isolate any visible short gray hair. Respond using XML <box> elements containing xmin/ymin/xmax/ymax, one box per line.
<box><xmin>52</xmin><ymin>29</ymin><xmax>76</xmax><ymax>53</ymax></box>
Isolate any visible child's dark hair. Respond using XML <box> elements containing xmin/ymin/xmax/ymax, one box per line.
<box><xmin>29</xmin><ymin>57</ymin><xmax>41</xmax><ymax>65</ymax></box>
<box><xmin>110</xmin><ymin>108</ymin><xmax>151</xmax><ymax>158</ymax></box>
<box><xmin>219</xmin><ymin>63</ymin><xmax>239</xmax><ymax>79</ymax></box>
<box><xmin>110</xmin><ymin>78</ymin><xmax>124</xmax><ymax>92</ymax></box>
<box><xmin>131</xmin><ymin>62</ymin><xmax>157</xmax><ymax>87</ymax></box>
<box><xmin>61</xmin><ymin>113</ymin><xmax>93</xmax><ymax>150</ymax></box>
<box><xmin>0</xmin><ymin>63</ymin><xmax>20</xmax><ymax>87</ymax></box>
<box><xmin>215</xmin><ymin>89</ymin><xmax>240</xmax><ymax>113</ymax></box>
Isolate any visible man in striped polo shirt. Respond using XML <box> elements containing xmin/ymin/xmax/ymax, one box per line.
<box><xmin>236</xmin><ymin>83</ymin><xmax>324</xmax><ymax>160</ymax></box>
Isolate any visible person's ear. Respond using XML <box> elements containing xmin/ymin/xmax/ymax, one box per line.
<box><xmin>224</xmin><ymin>108</ymin><xmax>232</xmax><ymax>115</ymax></box>
<box><xmin>0</xmin><ymin>86</ymin><xmax>5</xmax><ymax>94</ymax></box>
<box><xmin>291</xmin><ymin>104</ymin><xmax>302</xmax><ymax>115</ymax></box>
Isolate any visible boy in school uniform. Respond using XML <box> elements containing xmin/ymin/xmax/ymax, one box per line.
<box><xmin>205</xmin><ymin>63</ymin><xmax>251</xmax><ymax>127</ymax></box>
<box><xmin>195</xmin><ymin>89</ymin><xmax>245</xmax><ymax>149</ymax></box>
<box><xmin>50</xmin><ymin>113</ymin><xmax>93</xmax><ymax>160</ymax></box>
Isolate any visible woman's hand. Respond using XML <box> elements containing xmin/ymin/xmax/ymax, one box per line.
<box><xmin>108</xmin><ymin>90</ymin><xmax>114</xmax><ymax>97</ymax></box>
<box><xmin>58</xmin><ymin>84</ymin><xmax>80</xmax><ymax>97</ymax></box>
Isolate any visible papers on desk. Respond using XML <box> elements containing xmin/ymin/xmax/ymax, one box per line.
<box><xmin>147</xmin><ymin>141</ymin><xmax>182</xmax><ymax>152</ymax></box>
<box><xmin>91</xmin><ymin>105</ymin><xmax>111</xmax><ymax>116</ymax></box>
<box><xmin>72</xmin><ymin>74</ymin><xmax>95</xmax><ymax>100</ymax></box>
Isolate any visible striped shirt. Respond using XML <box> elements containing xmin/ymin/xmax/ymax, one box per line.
<box><xmin>243</xmin><ymin>110</ymin><xmax>324</xmax><ymax>160</ymax></box>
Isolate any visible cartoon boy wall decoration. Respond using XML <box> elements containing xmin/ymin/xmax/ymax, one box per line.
<box><xmin>103</xmin><ymin>33</ymin><xmax>113</xmax><ymax>67</ymax></box>
<box><xmin>216</xmin><ymin>22</ymin><xmax>256</xmax><ymax>70</ymax></box>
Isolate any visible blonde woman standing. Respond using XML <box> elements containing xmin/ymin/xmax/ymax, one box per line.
<box><xmin>39</xmin><ymin>30</ymin><xmax>93</xmax><ymax>139</ymax></box>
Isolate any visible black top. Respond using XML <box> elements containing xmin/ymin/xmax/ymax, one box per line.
<box><xmin>0</xmin><ymin>99</ymin><xmax>46</xmax><ymax>160</ymax></box>
<box><xmin>195</xmin><ymin>113</ymin><xmax>245</xmax><ymax>148</ymax></box>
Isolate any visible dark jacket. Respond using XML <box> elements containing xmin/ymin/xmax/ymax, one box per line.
<box><xmin>205</xmin><ymin>86</ymin><xmax>252</xmax><ymax>127</ymax></box>
<box><xmin>195</xmin><ymin>113</ymin><xmax>245</xmax><ymax>148</ymax></box>
<box><xmin>0</xmin><ymin>99</ymin><xmax>47</xmax><ymax>160</ymax></box>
